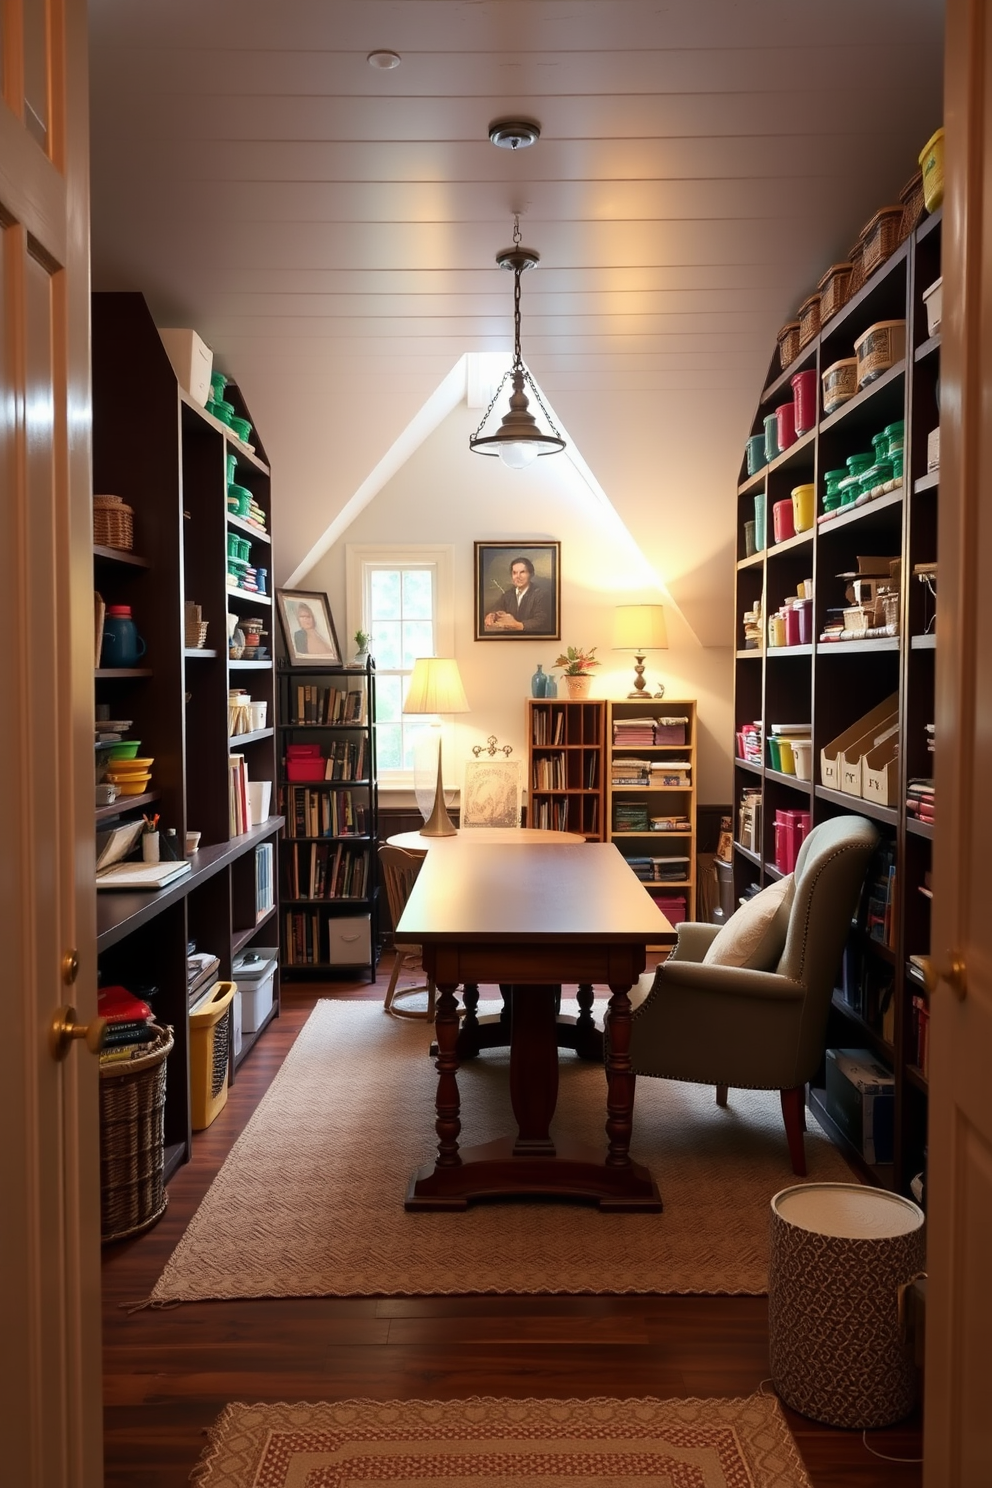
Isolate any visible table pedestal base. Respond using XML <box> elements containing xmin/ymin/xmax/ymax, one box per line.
<box><xmin>456</xmin><ymin>983</ymin><xmax>603</xmax><ymax>1062</ymax></box>
<box><xmin>405</xmin><ymin>1136</ymin><xmax>662</xmax><ymax>1211</ymax></box>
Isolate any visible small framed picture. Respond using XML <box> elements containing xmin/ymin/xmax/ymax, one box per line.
<box><xmin>474</xmin><ymin>540</ymin><xmax>561</xmax><ymax>641</ymax></box>
<box><xmin>275</xmin><ymin>589</ymin><xmax>342</xmax><ymax>665</ymax></box>
<box><xmin>461</xmin><ymin>758</ymin><xmax>523</xmax><ymax>829</ymax></box>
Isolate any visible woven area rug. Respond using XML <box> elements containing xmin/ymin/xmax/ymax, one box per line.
<box><xmin>150</xmin><ymin>999</ymin><xmax>853</xmax><ymax>1303</ymax></box>
<box><xmin>192</xmin><ymin>1394</ymin><xmax>812</xmax><ymax>1487</ymax></box>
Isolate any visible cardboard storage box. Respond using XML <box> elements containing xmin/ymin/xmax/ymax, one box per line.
<box><xmin>839</xmin><ymin>715</ymin><xmax>898</xmax><ymax>796</ymax></box>
<box><xmin>826</xmin><ymin>1048</ymin><xmax>895</xmax><ymax>1164</ymax></box>
<box><xmin>862</xmin><ymin>734</ymin><xmax>899</xmax><ymax>806</ymax></box>
<box><xmin>328</xmin><ymin>914</ymin><xmax>371</xmax><ymax>965</ymax></box>
<box><xmin>821</xmin><ymin>694</ymin><xmax>899</xmax><ymax>792</ymax></box>
<box><xmin>232</xmin><ymin>948</ymin><xmax>278</xmax><ymax>1033</ymax></box>
<box><xmin>158</xmin><ymin>327</ymin><xmax>213</xmax><ymax>406</ymax></box>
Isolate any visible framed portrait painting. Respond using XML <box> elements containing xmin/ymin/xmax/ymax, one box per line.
<box><xmin>474</xmin><ymin>540</ymin><xmax>560</xmax><ymax>641</ymax></box>
<box><xmin>276</xmin><ymin>589</ymin><xmax>342</xmax><ymax>665</ymax></box>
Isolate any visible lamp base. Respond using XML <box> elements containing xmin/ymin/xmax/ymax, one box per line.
<box><xmin>626</xmin><ymin>656</ymin><xmax>665</xmax><ymax>700</ymax></box>
<box><xmin>420</xmin><ymin>740</ymin><xmax>457</xmax><ymax>837</ymax></box>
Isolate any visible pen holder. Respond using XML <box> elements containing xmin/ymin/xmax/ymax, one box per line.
<box><xmin>142</xmin><ymin>831</ymin><xmax>160</xmax><ymax>864</ymax></box>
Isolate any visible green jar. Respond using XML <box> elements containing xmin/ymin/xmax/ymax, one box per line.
<box><xmin>884</xmin><ymin>420</ymin><xmax>905</xmax><ymax>456</ymax></box>
<box><xmin>872</xmin><ymin>431</ymin><xmax>889</xmax><ymax>462</ymax></box>
<box><xmin>823</xmin><ymin>468</ymin><xmax>847</xmax><ymax>512</ymax></box>
<box><xmin>838</xmin><ymin>452</ymin><xmax>873</xmax><ymax>505</ymax></box>
<box><xmin>891</xmin><ymin>450</ymin><xmax>904</xmax><ymax>481</ymax></box>
<box><xmin>860</xmin><ymin>457</ymin><xmax>894</xmax><ymax>498</ymax></box>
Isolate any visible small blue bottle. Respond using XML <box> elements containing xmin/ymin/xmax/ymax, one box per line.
<box><xmin>544</xmin><ymin>671</ymin><xmax>557</xmax><ymax>698</ymax></box>
<box><xmin>530</xmin><ymin>663</ymin><xmax>547</xmax><ymax>697</ymax></box>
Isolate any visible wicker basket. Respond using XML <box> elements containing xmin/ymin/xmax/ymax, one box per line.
<box><xmin>817</xmin><ymin>262</ymin><xmax>853</xmax><ymax>325</ymax></box>
<box><xmin>776</xmin><ymin>320</ymin><xmax>801</xmax><ymax>370</ymax></box>
<box><xmin>861</xmin><ymin>206</ymin><xmax>904</xmax><ymax>279</ymax></box>
<box><xmin>185</xmin><ymin>620</ymin><xmax>209</xmax><ymax>648</ymax></box>
<box><xmin>99</xmin><ymin>1024</ymin><xmax>173</xmax><ymax>1244</ymax></box>
<box><xmin>797</xmin><ymin>293</ymin><xmax>821</xmax><ymax>349</ymax></box>
<box><xmin>899</xmin><ymin>170</ymin><xmax>925</xmax><ymax>241</ymax></box>
<box><xmin>93</xmin><ymin>494</ymin><xmax>134</xmax><ymax>552</ymax></box>
<box><xmin>847</xmin><ymin>233</ymin><xmax>868</xmax><ymax>297</ymax></box>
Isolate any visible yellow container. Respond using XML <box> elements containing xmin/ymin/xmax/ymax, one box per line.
<box><xmin>919</xmin><ymin>127</ymin><xmax>945</xmax><ymax>212</ymax></box>
<box><xmin>791</xmin><ymin>484</ymin><xmax>815</xmax><ymax>532</ymax></box>
<box><xmin>189</xmin><ymin>981</ymin><xmax>235</xmax><ymax>1130</ymax></box>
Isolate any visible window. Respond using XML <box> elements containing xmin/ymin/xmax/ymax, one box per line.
<box><xmin>346</xmin><ymin>545</ymin><xmax>454</xmax><ymax>782</ymax></box>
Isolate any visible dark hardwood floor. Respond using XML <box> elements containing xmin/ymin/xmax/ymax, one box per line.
<box><xmin>102</xmin><ymin>973</ymin><xmax>923</xmax><ymax>1486</ymax></box>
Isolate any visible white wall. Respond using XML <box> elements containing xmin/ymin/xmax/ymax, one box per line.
<box><xmin>301</xmin><ymin>401</ymin><xmax>734</xmax><ymax>803</ymax></box>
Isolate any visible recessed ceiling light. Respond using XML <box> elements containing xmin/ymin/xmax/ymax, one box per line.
<box><xmin>367</xmin><ymin>50</ymin><xmax>401</xmax><ymax>70</ymax></box>
<box><xmin>488</xmin><ymin>118</ymin><xmax>541</xmax><ymax>150</ymax></box>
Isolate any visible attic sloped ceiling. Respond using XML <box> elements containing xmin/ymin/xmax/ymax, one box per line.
<box><xmin>88</xmin><ymin>0</ymin><xmax>944</xmax><ymax>635</ymax></box>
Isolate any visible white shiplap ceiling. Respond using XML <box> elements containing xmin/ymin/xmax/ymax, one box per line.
<box><xmin>88</xmin><ymin>0</ymin><xmax>944</xmax><ymax>638</ymax></box>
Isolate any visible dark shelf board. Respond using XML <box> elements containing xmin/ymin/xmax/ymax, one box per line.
<box><xmin>279</xmin><ymin>722</ymin><xmax>370</xmax><ymax>732</ymax></box>
<box><xmin>819</xmin><ymin>237</ymin><xmax>910</xmax><ymax>343</ymax></box>
<box><xmin>905</xmin><ymin>1064</ymin><xmax>929</xmax><ymax>1094</ymax></box>
<box><xmin>227</xmin><ymin>513</ymin><xmax>271</xmax><ymax>546</ymax></box>
<box><xmin>734</xmin><ymin>841</ymin><xmax>760</xmax><ymax>866</ymax></box>
<box><xmin>735</xmin><ymin>649</ymin><xmax>762</xmax><ymax>660</ymax></box>
<box><xmin>281</xmin><ymin>896</ymin><xmax>371</xmax><ymax>906</ymax></box>
<box><xmin>914</xmin><ymin>471</ymin><xmax>940</xmax><ymax>493</ymax></box>
<box><xmin>180</xmin><ymin>389</ymin><xmax>270</xmax><ymax>474</ymax></box>
<box><xmin>735</xmin><ymin>758</ymin><xmax>763</xmax><ymax>776</ymax></box>
<box><xmin>816</xmin><ymin>637</ymin><xmax>900</xmax><ymax>655</ymax></box>
<box><xmin>95</xmin><ymin>789</ymin><xmax>161</xmax><ymax>822</ymax></box>
<box><xmin>284</xmin><ymin>834</ymin><xmax>372</xmax><ymax>844</ymax></box>
<box><xmin>764</xmin><ymin>768</ymin><xmax>812</xmax><ymax>793</ymax></box>
<box><xmin>768</xmin><ymin>644</ymin><xmax>813</xmax><ymax>658</ymax></box>
<box><xmin>814</xmin><ymin>785</ymin><xmax>899</xmax><ymax>825</ymax></box>
<box><xmin>232</xmin><ymin>904</ymin><xmax>278</xmax><ymax>956</ymax></box>
<box><xmin>916</xmin><ymin>205</ymin><xmax>943</xmax><ymax>242</ymax></box>
<box><xmin>907</xmin><ymin>818</ymin><xmax>935</xmax><ymax>839</ymax></box>
<box><xmin>97</xmin><ymin>816</ymin><xmax>285</xmax><ymax>951</ymax></box>
<box><xmin>818</xmin><ymin>360</ymin><xmax>906</xmax><ymax>437</ymax></box>
<box><xmin>229</xmin><ymin>659</ymin><xmax>273</xmax><ymax>671</ymax></box>
<box><xmin>93</xmin><ymin>545</ymin><xmax>150</xmax><ymax>568</ymax></box>
<box><xmin>766</xmin><ymin>528</ymin><xmax>814</xmax><ymax>558</ymax></box>
<box><xmin>737</xmin><ymin>427</ymin><xmax>816</xmax><ymax>497</ymax></box>
<box><xmin>736</xmin><ymin>551</ymin><xmax>765</xmax><ymax>571</ymax></box>
<box><xmin>226</xmin><ymin>588</ymin><xmax>272</xmax><ymax>607</ymax></box>
<box><xmin>95</xmin><ymin>667</ymin><xmax>153</xmax><ymax>679</ymax></box>
<box><xmin>910</xmin><ymin>633</ymin><xmax>937</xmax><ymax>650</ymax></box>
<box><xmin>760</xmin><ymin>344</ymin><xmax>818</xmax><ymax>406</ymax></box>
<box><xmin>830</xmin><ymin>993</ymin><xmax>895</xmax><ymax>1061</ymax></box>
<box><xmin>915</xmin><ymin>333</ymin><xmax>941</xmax><ymax>362</ymax></box>
<box><xmin>815</xmin><ymin>486</ymin><xmax>904</xmax><ymax>534</ymax></box>
<box><xmin>808</xmin><ymin>1087</ymin><xmax>894</xmax><ymax>1189</ymax></box>
<box><xmin>184</xmin><ymin>647</ymin><xmax>219</xmax><ymax>659</ymax></box>
<box><xmin>764</xmin><ymin>862</ymin><xmax>784</xmax><ymax>880</ymax></box>
<box><xmin>228</xmin><ymin>727</ymin><xmax>275</xmax><ymax>747</ymax></box>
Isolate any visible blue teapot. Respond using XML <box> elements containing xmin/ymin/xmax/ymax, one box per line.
<box><xmin>102</xmin><ymin>605</ymin><xmax>147</xmax><ymax>667</ymax></box>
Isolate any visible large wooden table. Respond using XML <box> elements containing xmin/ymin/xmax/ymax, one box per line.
<box><xmin>397</xmin><ymin>841</ymin><xmax>675</xmax><ymax>1211</ymax></box>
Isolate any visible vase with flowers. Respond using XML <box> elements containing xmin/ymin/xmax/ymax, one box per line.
<box><xmin>553</xmin><ymin>645</ymin><xmax>600</xmax><ymax>699</ymax></box>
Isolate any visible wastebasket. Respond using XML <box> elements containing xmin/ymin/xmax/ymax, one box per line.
<box><xmin>769</xmin><ymin>1182</ymin><xmax>925</xmax><ymax>1427</ymax></box>
<box><xmin>99</xmin><ymin>1023</ymin><xmax>174</xmax><ymax>1243</ymax></box>
<box><xmin>189</xmin><ymin>981</ymin><xmax>236</xmax><ymax>1130</ymax></box>
<box><xmin>713</xmin><ymin>859</ymin><xmax>735</xmax><ymax>925</ymax></box>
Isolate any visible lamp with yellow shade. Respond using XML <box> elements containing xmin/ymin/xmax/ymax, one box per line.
<box><xmin>402</xmin><ymin>657</ymin><xmax>471</xmax><ymax>836</ymax></box>
<box><xmin>613</xmin><ymin>604</ymin><xmax>668</xmax><ymax>698</ymax></box>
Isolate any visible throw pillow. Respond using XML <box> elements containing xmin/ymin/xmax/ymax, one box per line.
<box><xmin>702</xmin><ymin>875</ymin><xmax>794</xmax><ymax>970</ymax></box>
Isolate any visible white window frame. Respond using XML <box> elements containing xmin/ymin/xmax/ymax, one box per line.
<box><xmin>346</xmin><ymin>544</ymin><xmax>455</xmax><ymax>789</ymax></box>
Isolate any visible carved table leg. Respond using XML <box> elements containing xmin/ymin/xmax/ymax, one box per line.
<box><xmin>573</xmin><ymin>983</ymin><xmax>604</xmax><ymax>1061</ymax></box>
<box><xmin>433</xmin><ymin>982</ymin><xmax>462</xmax><ymax>1167</ymax></box>
<box><xmin>508</xmin><ymin>986</ymin><xmax>559</xmax><ymax>1156</ymax></box>
<box><xmin>456</xmin><ymin>983</ymin><xmax>481</xmax><ymax>1058</ymax></box>
<box><xmin>604</xmin><ymin>983</ymin><xmax>636</xmax><ymax>1167</ymax></box>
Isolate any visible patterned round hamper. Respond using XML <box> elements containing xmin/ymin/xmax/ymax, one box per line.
<box><xmin>768</xmin><ymin>1182</ymin><xmax>925</xmax><ymax>1428</ymax></box>
<box><xmin>99</xmin><ymin>1025</ymin><xmax>173</xmax><ymax>1244</ymax></box>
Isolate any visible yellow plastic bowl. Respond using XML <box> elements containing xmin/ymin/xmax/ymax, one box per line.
<box><xmin>113</xmin><ymin>775</ymin><xmax>152</xmax><ymax>795</ymax></box>
<box><xmin>919</xmin><ymin>127</ymin><xmax>944</xmax><ymax>212</ymax></box>
<box><xmin>104</xmin><ymin>757</ymin><xmax>154</xmax><ymax>774</ymax></box>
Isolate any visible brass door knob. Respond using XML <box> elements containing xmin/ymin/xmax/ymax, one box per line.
<box><xmin>917</xmin><ymin>953</ymin><xmax>967</xmax><ymax>1001</ymax></box>
<box><xmin>50</xmin><ymin>1005</ymin><xmax>108</xmax><ymax>1061</ymax></box>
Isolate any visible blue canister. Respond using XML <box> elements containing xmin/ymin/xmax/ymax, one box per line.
<box><xmin>544</xmin><ymin>671</ymin><xmax>558</xmax><ymax>698</ymax></box>
<box><xmin>530</xmin><ymin>663</ymin><xmax>547</xmax><ymax>697</ymax></box>
<box><xmin>256</xmin><ymin>566</ymin><xmax>268</xmax><ymax>595</ymax></box>
<box><xmin>101</xmin><ymin>605</ymin><xmax>146</xmax><ymax>667</ymax></box>
<box><xmin>763</xmin><ymin>413</ymin><xmax>780</xmax><ymax>465</ymax></box>
<box><xmin>746</xmin><ymin>434</ymin><xmax>766</xmax><ymax>477</ymax></box>
<box><xmin>753</xmin><ymin>491</ymin><xmax>767</xmax><ymax>551</ymax></box>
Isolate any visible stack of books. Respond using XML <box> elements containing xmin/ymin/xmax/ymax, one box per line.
<box><xmin>612</xmin><ymin>757</ymin><xmax>651</xmax><ymax>787</ymax></box>
<box><xmin>907</xmin><ymin>778</ymin><xmax>934</xmax><ymax>824</ymax></box>
<box><xmin>650</xmin><ymin>759</ymin><xmax>691</xmax><ymax>786</ymax></box>
<box><xmin>187</xmin><ymin>951</ymin><xmax>220</xmax><ymax>1009</ymax></box>
<box><xmin>650</xmin><ymin>814</ymin><xmax>691</xmax><ymax>831</ymax></box>
<box><xmin>613</xmin><ymin>718</ymin><xmax>658</xmax><ymax>747</ymax></box>
<box><xmin>614</xmin><ymin>802</ymin><xmax>650</xmax><ymax>833</ymax></box>
<box><xmin>735</xmin><ymin>720</ymin><xmax>763</xmax><ymax>764</ymax></box>
<box><xmin>229</xmin><ymin>752</ymin><xmax>250</xmax><ymax>835</ymax></box>
<box><xmin>97</xmin><ymin>985</ymin><xmax>159</xmax><ymax>1062</ymax></box>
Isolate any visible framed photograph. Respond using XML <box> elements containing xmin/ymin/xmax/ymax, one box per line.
<box><xmin>461</xmin><ymin>758</ymin><xmax>523</xmax><ymax>829</ymax></box>
<box><xmin>474</xmin><ymin>540</ymin><xmax>560</xmax><ymax>641</ymax></box>
<box><xmin>275</xmin><ymin>589</ymin><xmax>342</xmax><ymax>665</ymax></box>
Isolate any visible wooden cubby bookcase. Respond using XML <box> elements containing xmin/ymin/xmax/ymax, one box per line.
<box><xmin>732</xmin><ymin>209</ymin><xmax>941</xmax><ymax>1197</ymax></box>
<box><xmin>92</xmin><ymin>292</ymin><xmax>283</xmax><ymax>1181</ymax></box>
<box><xmin>527</xmin><ymin>699</ymin><xmax>605</xmax><ymax>840</ymax></box>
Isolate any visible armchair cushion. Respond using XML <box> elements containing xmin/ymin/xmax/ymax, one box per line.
<box><xmin>702</xmin><ymin>874</ymin><xmax>794</xmax><ymax>970</ymax></box>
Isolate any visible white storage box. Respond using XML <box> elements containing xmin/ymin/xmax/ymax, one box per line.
<box><xmin>158</xmin><ymin>327</ymin><xmax>213</xmax><ymax>406</ymax></box>
<box><xmin>232</xmin><ymin>986</ymin><xmax>243</xmax><ymax>1057</ymax></box>
<box><xmin>328</xmin><ymin>914</ymin><xmax>371</xmax><ymax>965</ymax></box>
<box><xmin>232</xmin><ymin>947</ymin><xmax>278</xmax><ymax>1033</ymax></box>
<box><xmin>922</xmin><ymin>276</ymin><xmax>942</xmax><ymax>337</ymax></box>
<box><xmin>854</xmin><ymin>320</ymin><xmax>906</xmax><ymax>389</ymax></box>
<box><xmin>927</xmin><ymin>426</ymin><xmax>940</xmax><ymax>472</ymax></box>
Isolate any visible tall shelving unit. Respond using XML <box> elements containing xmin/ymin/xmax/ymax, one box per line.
<box><xmin>277</xmin><ymin>661</ymin><xmax>379</xmax><ymax>981</ymax></box>
<box><xmin>92</xmin><ymin>292</ymin><xmax>283</xmax><ymax>1181</ymax></box>
<box><xmin>732</xmin><ymin>209</ymin><xmax>941</xmax><ymax>1197</ymax></box>
<box><xmin>527</xmin><ymin>699</ymin><xmax>605</xmax><ymax>840</ymax></box>
<box><xmin>606</xmin><ymin>699</ymin><xmax>697</xmax><ymax>923</ymax></box>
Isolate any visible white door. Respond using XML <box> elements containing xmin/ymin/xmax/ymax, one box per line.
<box><xmin>0</xmin><ymin>0</ymin><xmax>103</xmax><ymax>1483</ymax></box>
<box><xmin>923</xmin><ymin>1</ymin><xmax>992</xmax><ymax>1482</ymax></box>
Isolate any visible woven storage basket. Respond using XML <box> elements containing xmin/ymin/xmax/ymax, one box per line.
<box><xmin>861</xmin><ymin>206</ymin><xmax>904</xmax><ymax>279</ymax></box>
<box><xmin>797</xmin><ymin>293</ymin><xmax>821</xmax><ymax>349</ymax></box>
<box><xmin>899</xmin><ymin>170</ymin><xmax>925</xmax><ymax>241</ymax></box>
<box><xmin>817</xmin><ymin>262</ymin><xmax>853</xmax><ymax>325</ymax></box>
<box><xmin>847</xmin><ymin>233</ymin><xmax>868</xmax><ymax>297</ymax></box>
<box><xmin>99</xmin><ymin>1024</ymin><xmax>173</xmax><ymax>1244</ymax></box>
<box><xmin>93</xmin><ymin>494</ymin><xmax>134</xmax><ymax>552</ymax></box>
<box><xmin>776</xmin><ymin>320</ymin><xmax>801</xmax><ymax>370</ymax></box>
<box><xmin>185</xmin><ymin>620</ymin><xmax>209</xmax><ymax>648</ymax></box>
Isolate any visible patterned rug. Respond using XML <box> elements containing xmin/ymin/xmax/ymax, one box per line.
<box><xmin>192</xmin><ymin>1394</ymin><xmax>813</xmax><ymax>1487</ymax></box>
<box><xmin>148</xmin><ymin>999</ymin><xmax>854</xmax><ymax>1303</ymax></box>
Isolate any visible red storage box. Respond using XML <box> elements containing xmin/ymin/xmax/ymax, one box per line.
<box><xmin>287</xmin><ymin>758</ymin><xmax>326</xmax><ymax>782</ymax></box>
<box><xmin>286</xmin><ymin>743</ymin><xmax>323</xmax><ymax>757</ymax></box>
<box><xmin>650</xmin><ymin>891</ymin><xmax>687</xmax><ymax>926</ymax></box>
<box><xmin>656</xmin><ymin>717</ymin><xmax>688</xmax><ymax>745</ymax></box>
<box><xmin>774</xmin><ymin>808</ymin><xmax>811</xmax><ymax>874</ymax></box>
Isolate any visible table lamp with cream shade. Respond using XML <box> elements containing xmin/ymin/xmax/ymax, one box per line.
<box><xmin>402</xmin><ymin>657</ymin><xmax>471</xmax><ymax>836</ymax></box>
<box><xmin>613</xmin><ymin>604</ymin><xmax>668</xmax><ymax>698</ymax></box>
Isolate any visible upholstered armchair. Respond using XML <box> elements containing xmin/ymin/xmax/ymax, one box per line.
<box><xmin>627</xmin><ymin>814</ymin><xmax>879</xmax><ymax>1174</ymax></box>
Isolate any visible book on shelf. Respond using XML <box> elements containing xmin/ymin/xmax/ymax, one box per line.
<box><xmin>229</xmin><ymin>753</ymin><xmax>250</xmax><ymax>836</ymax></box>
<box><xmin>285</xmin><ymin>841</ymin><xmax>369</xmax><ymax>901</ymax></box>
<box><xmin>292</xmin><ymin>684</ymin><xmax>368</xmax><ymax>727</ymax></box>
<box><xmin>255</xmin><ymin>842</ymin><xmax>274</xmax><ymax>918</ymax></box>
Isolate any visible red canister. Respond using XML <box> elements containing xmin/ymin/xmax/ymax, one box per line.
<box><xmin>775</xmin><ymin>400</ymin><xmax>797</xmax><ymax>451</ymax></box>
<box><xmin>797</xmin><ymin>598</ymin><xmax>813</xmax><ymax>645</ymax></box>
<box><xmin>773</xmin><ymin>498</ymin><xmax>796</xmax><ymax>543</ymax></box>
<box><xmin>785</xmin><ymin>606</ymin><xmax>801</xmax><ymax>646</ymax></box>
<box><xmin>791</xmin><ymin>369</ymin><xmax>818</xmax><ymax>436</ymax></box>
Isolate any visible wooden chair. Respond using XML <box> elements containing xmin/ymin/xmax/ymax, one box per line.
<box><xmin>378</xmin><ymin>844</ymin><xmax>435</xmax><ymax>1020</ymax></box>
